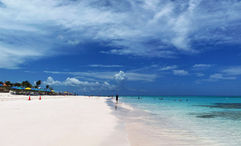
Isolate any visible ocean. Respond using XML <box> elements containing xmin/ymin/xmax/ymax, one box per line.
<box><xmin>117</xmin><ymin>96</ymin><xmax>241</xmax><ymax>146</ymax></box>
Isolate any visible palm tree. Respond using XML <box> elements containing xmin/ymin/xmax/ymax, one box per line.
<box><xmin>46</xmin><ymin>85</ymin><xmax>49</xmax><ymax>89</ymax></box>
<box><xmin>14</xmin><ymin>83</ymin><xmax>21</xmax><ymax>87</ymax></box>
<box><xmin>21</xmin><ymin>81</ymin><xmax>32</xmax><ymax>88</ymax></box>
<box><xmin>5</xmin><ymin>81</ymin><xmax>12</xmax><ymax>87</ymax></box>
<box><xmin>36</xmin><ymin>80</ymin><xmax>41</xmax><ymax>88</ymax></box>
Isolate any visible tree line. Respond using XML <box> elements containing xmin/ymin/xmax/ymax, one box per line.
<box><xmin>0</xmin><ymin>80</ymin><xmax>52</xmax><ymax>90</ymax></box>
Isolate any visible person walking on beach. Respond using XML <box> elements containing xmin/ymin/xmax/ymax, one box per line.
<box><xmin>116</xmin><ymin>94</ymin><xmax>119</xmax><ymax>104</ymax></box>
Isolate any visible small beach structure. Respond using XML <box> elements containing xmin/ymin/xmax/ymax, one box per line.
<box><xmin>10</xmin><ymin>87</ymin><xmax>25</xmax><ymax>95</ymax></box>
<box><xmin>9</xmin><ymin>87</ymin><xmax>52</xmax><ymax>95</ymax></box>
<box><xmin>0</xmin><ymin>84</ymin><xmax>3</xmax><ymax>92</ymax></box>
<box><xmin>3</xmin><ymin>82</ymin><xmax>73</xmax><ymax>96</ymax></box>
<box><xmin>0</xmin><ymin>83</ymin><xmax>10</xmax><ymax>92</ymax></box>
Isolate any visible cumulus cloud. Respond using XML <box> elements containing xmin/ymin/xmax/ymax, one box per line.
<box><xmin>1</xmin><ymin>0</ymin><xmax>241</xmax><ymax>68</ymax></box>
<box><xmin>113</xmin><ymin>71</ymin><xmax>157</xmax><ymax>82</ymax></box>
<box><xmin>64</xmin><ymin>77</ymin><xmax>82</xmax><ymax>86</ymax></box>
<box><xmin>44</xmin><ymin>70</ymin><xmax>157</xmax><ymax>82</ymax></box>
<box><xmin>113</xmin><ymin>71</ymin><xmax>127</xmax><ymax>81</ymax></box>
<box><xmin>43</xmin><ymin>76</ymin><xmax>115</xmax><ymax>91</ymax></box>
<box><xmin>43</xmin><ymin>76</ymin><xmax>61</xmax><ymax>86</ymax></box>
<box><xmin>173</xmin><ymin>70</ymin><xmax>189</xmax><ymax>76</ymax></box>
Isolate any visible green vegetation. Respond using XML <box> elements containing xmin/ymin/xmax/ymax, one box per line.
<box><xmin>0</xmin><ymin>80</ymin><xmax>52</xmax><ymax>92</ymax></box>
<box><xmin>0</xmin><ymin>80</ymin><xmax>75</xmax><ymax>96</ymax></box>
<box><xmin>0</xmin><ymin>80</ymin><xmax>46</xmax><ymax>88</ymax></box>
<box><xmin>36</xmin><ymin>80</ymin><xmax>41</xmax><ymax>88</ymax></box>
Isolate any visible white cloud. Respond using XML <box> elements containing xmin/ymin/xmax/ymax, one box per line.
<box><xmin>43</xmin><ymin>76</ymin><xmax>61</xmax><ymax>86</ymax></box>
<box><xmin>89</xmin><ymin>64</ymin><xmax>123</xmax><ymax>68</ymax></box>
<box><xmin>113</xmin><ymin>71</ymin><xmax>127</xmax><ymax>81</ymax></box>
<box><xmin>173</xmin><ymin>70</ymin><xmax>189</xmax><ymax>76</ymax></box>
<box><xmin>199</xmin><ymin>66</ymin><xmax>241</xmax><ymax>82</ymax></box>
<box><xmin>222</xmin><ymin>66</ymin><xmax>241</xmax><ymax>76</ymax></box>
<box><xmin>126</xmin><ymin>72</ymin><xmax>157</xmax><ymax>82</ymax></box>
<box><xmin>0</xmin><ymin>45</ymin><xmax>44</xmax><ymax>69</ymax></box>
<box><xmin>193</xmin><ymin>64</ymin><xmax>212</xmax><ymax>69</ymax></box>
<box><xmin>209</xmin><ymin>73</ymin><xmax>236</xmax><ymax>80</ymax></box>
<box><xmin>64</xmin><ymin>77</ymin><xmax>82</xmax><ymax>86</ymax></box>
<box><xmin>43</xmin><ymin>76</ymin><xmax>115</xmax><ymax>90</ymax></box>
<box><xmin>196</xmin><ymin>73</ymin><xmax>205</xmax><ymax>77</ymax></box>
<box><xmin>160</xmin><ymin>65</ymin><xmax>177</xmax><ymax>71</ymax></box>
<box><xmin>202</xmin><ymin>66</ymin><xmax>241</xmax><ymax>82</ymax></box>
<box><xmin>1</xmin><ymin>0</ymin><xmax>241</xmax><ymax>68</ymax></box>
<box><xmin>44</xmin><ymin>71</ymin><xmax>115</xmax><ymax>80</ymax></box>
<box><xmin>44</xmin><ymin>70</ymin><xmax>157</xmax><ymax>82</ymax></box>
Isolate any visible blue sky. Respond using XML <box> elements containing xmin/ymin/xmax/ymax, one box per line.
<box><xmin>0</xmin><ymin>0</ymin><xmax>241</xmax><ymax>96</ymax></box>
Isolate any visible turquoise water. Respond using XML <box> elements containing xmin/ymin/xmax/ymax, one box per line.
<box><xmin>120</xmin><ymin>96</ymin><xmax>241</xmax><ymax>145</ymax></box>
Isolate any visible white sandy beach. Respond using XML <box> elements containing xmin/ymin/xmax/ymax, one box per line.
<box><xmin>0</xmin><ymin>93</ymin><xmax>129</xmax><ymax>146</ymax></box>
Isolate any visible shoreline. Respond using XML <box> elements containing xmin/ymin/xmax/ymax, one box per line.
<box><xmin>110</xmin><ymin>98</ymin><xmax>213</xmax><ymax>146</ymax></box>
<box><xmin>0</xmin><ymin>93</ymin><xmax>233</xmax><ymax>146</ymax></box>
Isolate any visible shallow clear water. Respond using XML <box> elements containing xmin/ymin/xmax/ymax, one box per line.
<box><xmin>120</xmin><ymin>96</ymin><xmax>241</xmax><ymax>146</ymax></box>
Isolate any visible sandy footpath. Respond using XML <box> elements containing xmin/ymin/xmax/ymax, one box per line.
<box><xmin>0</xmin><ymin>93</ymin><xmax>129</xmax><ymax>146</ymax></box>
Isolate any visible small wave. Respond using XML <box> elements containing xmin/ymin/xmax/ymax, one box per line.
<box><xmin>118</xmin><ymin>103</ymin><xmax>134</xmax><ymax>111</ymax></box>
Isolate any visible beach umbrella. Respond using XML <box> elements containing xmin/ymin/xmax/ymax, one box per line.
<box><xmin>25</xmin><ymin>87</ymin><xmax>32</xmax><ymax>90</ymax></box>
<box><xmin>11</xmin><ymin>87</ymin><xmax>18</xmax><ymax>89</ymax></box>
<box><xmin>12</xmin><ymin>87</ymin><xmax>24</xmax><ymax>90</ymax></box>
<box><xmin>17</xmin><ymin>87</ymin><xmax>24</xmax><ymax>90</ymax></box>
<box><xmin>0</xmin><ymin>84</ymin><xmax>3</xmax><ymax>87</ymax></box>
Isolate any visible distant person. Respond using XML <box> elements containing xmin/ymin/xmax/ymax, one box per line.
<box><xmin>116</xmin><ymin>94</ymin><xmax>119</xmax><ymax>103</ymax></box>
